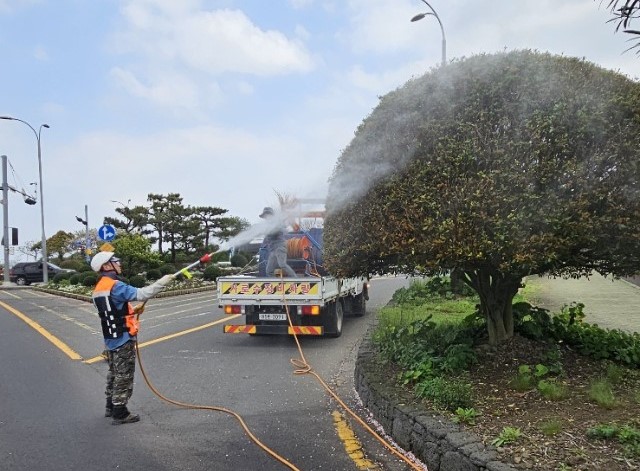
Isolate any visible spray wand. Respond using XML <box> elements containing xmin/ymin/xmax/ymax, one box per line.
<box><xmin>172</xmin><ymin>250</ymin><xmax>221</xmax><ymax>280</ymax></box>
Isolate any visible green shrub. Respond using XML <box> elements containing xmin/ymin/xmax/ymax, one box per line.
<box><xmin>540</xmin><ymin>418</ymin><xmax>563</xmax><ymax>436</ymax></box>
<box><xmin>159</xmin><ymin>264</ymin><xmax>176</xmax><ymax>275</ymax></box>
<box><xmin>82</xmin><ymin>273</ymin><xmax>98</xmax><ymax>287</ymax></box>
<box><xmin>537</xmin><ymin>379</ymin><xmax>569</xmax><ymax>400</ymax></box>
<box><xmin>587</xmin><ymin>423</ymin><xmax>618</xmax><ymax>440</ymax></box>
<box><xmin>80</xmin><ymin>270</ymin><xmax>97</xmax><ymax>281</ymax></box>
<box><xmin>491</xmin><ymin>427</ymin><xmax>522</xmax><ymax>447</ymax></box>
<box><xmin>452</xmin><ymin>407</ymin><xmax>480</xmax><ymax>425</ymax></box>
<box><xmin>146</xmin><ymin>269</ymin><xmax>161</xmax><ymax>280</ymax></box>
<box><xmin>230</xmin><ymin>253</ymin><xmax>248</xmax><ymax>267</ymax></box>
<box><xmin>510</xmin><ymin>366</ymin><xmax>536</xmax><ymax>391</ymax></box>
<box><xmin>58</xmin><ymin>259</ymin><xmax>89</xmax><ymax>271</ymax></box>
<box><xmin>398</xmin><ymin>360</ymin><xmax>435</xmax><ymax>385</ymax></box>
<box><xmin>390</xmin><ymin>276</ymin><xmax>475</xmax><ymax>305</ymax></box>
<box><xmin>68</xmin><ymin>273</ymin><xmax>82</xmax><ymax>285</ymax></box>
<box><xmin>441</xmin><ymin>344</ymin><xmax>477</xmax><ymax>373</ymax></box>
<box><xmin>587</xmin><ymin>423</ymin><xmax>640</xmax><ymax>458</ymax></box>
<box><xmin>203</xmin><ymin>264</ymin><xmax>222</xmax><ymax>281</ymax></box>
<box><xmin>53</xmin><ymin>272</ymin><xmax>72</xmax><ymax>283</ymax></box>
<box><xmin>414</xmin><ymin>376</ymin><xmax>473</xmax><ymax>411</ymax></box>
<box><xmin>605</xmin><ymin>363</ymin><xmax>625</xmax><ymax>385</ymax></box>
<box><xmin>512</xmin><ymin>302</ymin><xmax>553</xmax><ymax>340</ymax></box>
<box><xmin>515</xmin><ymin>301</ymin><xmax>640</xmax><ymax>369</ymax></box>
<box><xmin>588</xmin><ymin>379</ymin><xmax>617</xmax><ymax>408</ymax></box>
<box><xmin>129</xmin><ymin>275</ymin><xmax>147</xmax><ymax>288</ymax></box>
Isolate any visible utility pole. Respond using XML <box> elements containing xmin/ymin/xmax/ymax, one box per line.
<box><xmin>76</xmin><ymin>205</ymin><xmax>90</xmax><ymax>263</ymax></box>
<box><xmin>1</xmin><ymin>155</ymin><xmax>9</xmax><ymax>284</ymax></box>
<box><xmin>84</xmin><ymin>205</ymin><xmax>90</xmax><ymax>263</ymax></box>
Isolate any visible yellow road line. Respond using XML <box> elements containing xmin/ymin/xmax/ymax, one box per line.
<box><xmin>84</xmin><ymin>314</ymin><xmax>240</xmax><ymax>364</ymax></box>
<box><xmin>332</xmin><ymin>410</ymin><xmax>379</xmax><ymax>470</ymax></box>
<box><xmin>0</xmin><ymin>299</ymin><xmax>82</xmax><ymax>360</ymax></box>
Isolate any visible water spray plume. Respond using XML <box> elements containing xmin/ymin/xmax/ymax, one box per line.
<box><xmin>217</xmin><ymin>204</ymin><xmax>323</xmax><ymax>254</ymax></box>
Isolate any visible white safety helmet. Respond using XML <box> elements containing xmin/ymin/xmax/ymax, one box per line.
<box><xmin>91</xmin><ymin>251</ymin><xmax>115</xmax><ymax>272</ymax></box>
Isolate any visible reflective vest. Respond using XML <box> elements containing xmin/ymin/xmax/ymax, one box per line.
<box><xmin>92</xmin><ymin>276</ymin><xmax>139</xmax><ymax>339</ymax></box>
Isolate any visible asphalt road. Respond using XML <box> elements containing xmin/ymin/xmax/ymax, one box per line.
<box><xmin>0</xmin><ymin>277</ymin><xmax>414</xmax><ymax>471</ymax></box>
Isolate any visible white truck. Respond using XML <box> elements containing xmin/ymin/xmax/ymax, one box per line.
<box><xmin>217</xmin><ymin>219</ymin><xmax>368</xmax><ymax>337</ymax></box>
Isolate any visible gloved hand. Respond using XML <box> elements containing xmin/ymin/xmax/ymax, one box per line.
<box><xmin>156</xmin><ymin>274</ymin><xmax>174</xmax><ymax>287</ymax></box>
<box><xmin>133</xmin><ymin>304</ymin><xmax>145</xmax><ymax>315</ymax></box>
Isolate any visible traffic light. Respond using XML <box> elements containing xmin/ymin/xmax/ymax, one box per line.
<box><xmin>1</xmin><ymin>227</ymin><xmax>18</xmax><ymax>246</ymax></box>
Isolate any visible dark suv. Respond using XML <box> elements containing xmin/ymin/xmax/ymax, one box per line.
<box><xmin>9</xmin><ymin>262</ymin><xmax>74</xmax><ymax>285</ymax></box>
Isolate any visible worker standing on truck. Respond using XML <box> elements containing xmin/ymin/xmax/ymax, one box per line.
<box><xmin>259</xmin><ymin>206</ymin><xmax>297</xmax><ymax>277</ymax></box>
<box><xmin>90</xmin><ymin>251</ymin><xmax>174</xmax><ymax>425</ymax></box>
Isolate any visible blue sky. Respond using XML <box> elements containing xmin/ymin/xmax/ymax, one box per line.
<box><xmin>1</xmin><ymin>0</ymin><xmax>639</xmax><ymax>262</ymax></box>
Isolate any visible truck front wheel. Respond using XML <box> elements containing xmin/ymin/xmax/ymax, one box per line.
<box><xmin>324</xmin><ymin>301</ymin><xmax>343</xmax><ymax>338</ymax></box>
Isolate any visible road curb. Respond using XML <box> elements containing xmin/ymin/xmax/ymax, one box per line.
<box><xmin>354</xmin><ymin>319</ymin><xmax>516</xmax><ymax>471</ymax></box>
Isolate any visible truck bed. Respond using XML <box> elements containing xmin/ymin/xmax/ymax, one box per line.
<box><xmin>217</xmin><ymin>275</ymin><xmax>363</xmax><ymax>306</ymax></box>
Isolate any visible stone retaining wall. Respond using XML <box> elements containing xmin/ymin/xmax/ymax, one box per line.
<box><xmin>354</xmin><ymin>326</ymin><xmax>515</xmax><ymax>471</ymax></box>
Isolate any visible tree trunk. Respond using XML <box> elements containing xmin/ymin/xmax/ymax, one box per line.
<box><xmin>463</xmin><ymin>269</ymin><xmax>520</xmax><ymax>346</ymax></box>
<box><xmin>450</xmin><ymin>268</ymin><xmax>465</xmax><ymax>294</ymax></box>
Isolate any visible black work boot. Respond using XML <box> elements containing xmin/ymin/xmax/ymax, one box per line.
<box><xmin>111</xmin><ymin>405</ymin><xmax>140</xmax><ymax>425</ymax></box>
<box><xmin>105</xmin><ymin>398</ymin><xmax>113</xmax><ymax>418</ymax></box>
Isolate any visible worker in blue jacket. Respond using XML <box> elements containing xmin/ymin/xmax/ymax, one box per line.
<box><xmin>259</xmin><ymin>207</ymin><xmax>297</xmax><ymax>277</ymax></box>
<box><xmin>91</xmin><ymin>251</ymin><xmax>173</xmax><ymax>424</ymax></box>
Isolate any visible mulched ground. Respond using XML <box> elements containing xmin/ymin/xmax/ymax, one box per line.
<box><xmin>460</xmin><ymin>335</ymin><xmax>640</xmax><ymax>470</ymax></box>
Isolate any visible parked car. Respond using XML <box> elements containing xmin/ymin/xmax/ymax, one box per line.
<box><xmin>9</xmin><ymin>262</ymin><xmax>75</xmax><ymax>286</ymax></box>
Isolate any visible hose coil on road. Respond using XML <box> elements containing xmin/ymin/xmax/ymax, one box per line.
<box><xmin>134</xmin><ymin>279</ymin><xmax>426</xmax><ymax>471</ymax></box>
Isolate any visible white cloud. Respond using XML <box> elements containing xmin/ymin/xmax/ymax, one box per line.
<box><xmin>110</xmin><ymin>67</ymin><xmax>200</xmax><ymax>109</ymax></box>
<box><xmin>48</xmin><ymin>125</ymin><xmax>325</xmax><ymax>227</ymax></box>
<box><xmin>112</xmin><ymin>2</ymin><xmax>315</xmax><ymax>76</ymax></box>
<box><xmin>175</xmin><ymin>9</ymin><xmax>314</xmax><ymax>75</ymax></box>
<box><xmin>107</xmin><ymin>1</ymin><xmax>316</xmax><ymax>109</ymax></box>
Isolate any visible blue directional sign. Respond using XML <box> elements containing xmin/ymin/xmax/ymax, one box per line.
<box><xmin>98</xmin><ymin>224</ymin><xmax>116</xmax><ymax>241</ymax></box>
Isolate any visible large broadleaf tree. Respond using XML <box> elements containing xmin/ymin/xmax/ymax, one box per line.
<box><xmin>324</xmin><ymin>50</ymin><xmax>640</xmax><ymax>345</ymax></box>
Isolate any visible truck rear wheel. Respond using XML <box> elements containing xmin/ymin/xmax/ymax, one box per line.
<box><xmin>324</xmin><ymin>300</ymin><xmax>343</xmax><ymax>338</ymax></box>
<box><xmin>351</xmin><ymin>293</ymin><xmax>366</xmax><ymax>317</ymax></box>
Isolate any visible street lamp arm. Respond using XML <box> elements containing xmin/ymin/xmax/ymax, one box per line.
<box><xmin>412</xmin><ymin>0</ymin><xmax>447</xmax><ymax>67</ymax></box>
<box><xmin>420</xmin><ymin>0</ymin><xmax>446</xmax><ymax>42</ymax></box>
<box><xmin>0</xmin><ymin>116</ymin><xmax>37</xmax><ymax>139</ymax></box>
<box><xmin>0</xmin><ymin>115</ymin><xmax>50</xmax><ymax>281</ymax></box>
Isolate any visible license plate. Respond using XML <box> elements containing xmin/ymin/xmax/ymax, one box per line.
<box><xmin>259</xmin><ymin>313</ymin><xmax>287</xmax><ymax>321</ymax></box>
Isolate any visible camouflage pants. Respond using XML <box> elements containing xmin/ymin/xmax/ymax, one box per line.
<box><xmin>105</xmin><ymin>340</ymin><xmax>136</xmax><ymax>406</ymax></box>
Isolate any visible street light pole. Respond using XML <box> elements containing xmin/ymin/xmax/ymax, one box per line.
<box><xmin>75</xmin><ymin>205</ymin><xmax>90</xmax><ymax>262</ymax></box>
<box><xmin>1</xmin><ymin>155</ymin><xmax>10</xmax><ymax>284</ymax></box>
<box><xmin>411</xmin><ymin>0</ymin><xmax>447</xmax><ymax>67</ymax></box>
<box><xmin>0</xmin><ymin>116</ymin><xmax>50</xmax><ymax>282</ymax></box>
